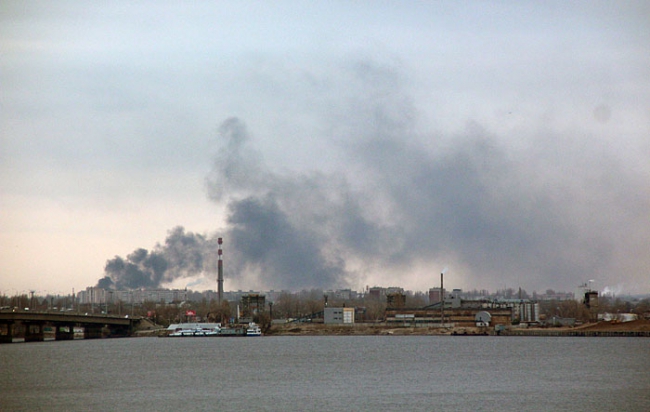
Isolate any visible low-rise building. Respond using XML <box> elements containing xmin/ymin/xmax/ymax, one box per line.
<box><xmin>385</xmin><ymin>306</ymin><xmax>513</xmax><ymax>327</ymax></box>
<box><xmin>324</xmin><ymin>307</ymin><xmax>355</xmax><ymax>324</ymax></box>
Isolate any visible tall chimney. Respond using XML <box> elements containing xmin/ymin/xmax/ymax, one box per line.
<box><xmin>217</xmin><ymin>237</ymin><xmax>223</xmax><ymax>304</ymax></box>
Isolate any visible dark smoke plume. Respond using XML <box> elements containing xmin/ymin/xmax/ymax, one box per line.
<box><xmin>99</xmin><ymin>61</ymin><xmax>649</xmax><ymax>293</ymax></box>
<box><xmin>203</xmin><ymin>62</ymin><xmax>650</xmax><ymax>292</ymax></box>
<box><xmin>98</xmin><ymin>227</ymin><xmax>218</xmax><ymax>290</ymax></box>
<box><xmin>205</xmin><ymin>117</ymin><xmax>391</xmax><ymax>290</ymax></box>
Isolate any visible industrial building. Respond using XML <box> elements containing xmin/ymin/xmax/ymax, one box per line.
<box><xmin>324</xmin><ymin>307</ymin><xmax>355</xmax><ymax>324</ymax></box>
<box><xmin>384</xmin><ymin>279</ymin><xmax>549</xmax><ymax>328</ymax></box>
<box><xmin>385</xmin><ymin>305</ymin><xmax>513</xmax><ymax>328</ymax></box>
<box><xmin>384</xmin><ymin>287</ymin><xmax>548</xmax><ymax>328</ymax></box>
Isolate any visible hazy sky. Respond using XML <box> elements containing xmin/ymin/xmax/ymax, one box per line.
<box><xmin>2</xmin><ymin>1</ymin><xmax>649</xmax><ymax>296</ymax></box>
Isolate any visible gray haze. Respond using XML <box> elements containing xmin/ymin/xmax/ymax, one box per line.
<box><xmin>99</xmin><ymin>59</ymin><xmax>650</xmax><ymax>293</ymax></box>
<box><xmin>3</xmin><ymin>2</ymin><xmax>649</xmax><ymax>294</ymax></box>
<box><xmin>202</xmin><ymin>60</ymin><xmax>650</xmax><ymax>292</ymax></box>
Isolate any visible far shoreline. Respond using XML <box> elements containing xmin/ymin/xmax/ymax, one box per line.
<box><xmin>135</xmin><ymin>319</ymin><xmax>650</xmax><ymax>338</ymax></box>
<box><xmin>262</xmin><ymin>320</ymin><xmax>650</xmax><ymax>337</ymax></box>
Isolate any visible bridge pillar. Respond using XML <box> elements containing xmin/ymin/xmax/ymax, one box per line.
<box><xmin>109</xmin><ymin>324</ymin><xmax>132</xmax><ymax>337</ymax></box>
<box><xmin>55</xmin><ymin>324</ymin><xmax>76</xmax><ymax>341</ymax></box>
<box><xmin>83</xmin><ymin>324</ymin><xmax>103</xmax><ymax>339</ymax></box>
<box><xmin>0</xmin><ymin>322</ymin><xmax>14</xmax><ymax>344</ymax></box>
<box><xmin>24</xmin><ymin>322</ymin><xmax>45</xmax><ymax>342</ymax></box>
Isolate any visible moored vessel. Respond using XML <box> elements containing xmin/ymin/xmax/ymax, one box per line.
<box><xmin>166</xmin><ymin>323</ymin><xmax>221</xmax><ymax>337</ymax></box>
<box><xmin>246</xmin><ymin>322</ymin><xmax>262</xmax><ymax>336</ymax></box>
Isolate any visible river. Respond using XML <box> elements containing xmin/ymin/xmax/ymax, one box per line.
<box><xmin>1</xmin><ymin>336</ymin><xmax>649</xmax><ymax>411</ymax></box>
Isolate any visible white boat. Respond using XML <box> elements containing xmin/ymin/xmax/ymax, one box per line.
<box><xmin>193</xmin><ymin>327</ymin><xmax>220</xmax><ymax>336</ymax></box>
<box><xmin>169</xmin><ymin>328</ymin><xmax>198</xmax><ymax>337</ymax></box>
<box><xmin>167</xmin><ymin>323</ymin><xmax>221</xmax><ymax>337</ymax></box>
<box><xmin>169</xmin><ymin>327</ymin><xmax>211</xmax><ymax>337</ymax></box>
<box><xmin>246</xmin><ymin>322</ymin><xmax>262</xmax><ymax>336</ymax></box>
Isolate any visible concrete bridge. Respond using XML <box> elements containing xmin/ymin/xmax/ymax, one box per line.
<box><xmin>0</xmin><ymin>310</ymin><xmax>138</xmax><ymax>343</ymax></box>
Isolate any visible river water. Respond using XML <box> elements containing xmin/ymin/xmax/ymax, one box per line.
<box><xmin>1</xmin><ymin>336</ymin><xmax>648</xmax><ymax>411</ymax></box>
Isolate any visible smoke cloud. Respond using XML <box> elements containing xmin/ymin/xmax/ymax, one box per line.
<box><xmin>99</xmin><ymin>61</ymin><xmax>649</xmax><ymax>293</ymax></box>
<box><xmin>98</xmin><ymin>227</ymin><xmax>218</xmax><ymax>290</ymax></box>
<box><xmin>203</xmin><ymin>62</ymin><xmax>649</xmax><ymax>293</ymax></box>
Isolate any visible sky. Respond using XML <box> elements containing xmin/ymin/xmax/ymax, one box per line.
<box><xmin>2</xmin><ymin>1</ymin><xmax>649</xmax><ymax>297</ymax></box>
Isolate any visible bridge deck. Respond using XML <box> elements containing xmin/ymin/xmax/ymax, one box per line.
<box><xmin>0</xmin><ymin>311</ymin><xmax>133</xmax><ymax>326</ymax></box>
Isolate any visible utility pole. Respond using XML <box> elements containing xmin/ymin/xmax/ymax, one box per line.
<box><xmin>440</xmin><ymin>273</ymin><xmax>444</xmax><ymax>326</ymax></box>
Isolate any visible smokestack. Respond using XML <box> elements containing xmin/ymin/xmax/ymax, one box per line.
<box><xmin>217</xmin><ymin>237</ymin><xmax>223</xmax><ymax>304</ymax></box>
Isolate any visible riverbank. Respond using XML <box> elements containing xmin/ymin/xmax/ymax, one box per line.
<box><xmin>264</xmin><ymin>319</ymin><xmax>650</xmax><ymax>337</ymax></box>
<box><xmin>266</xmin><ymin>323</ymin><xmax>458</xmax><ymax>336</ymax></box>
<box><xmin>139</xmin><ymin>319</ymin><xmax>650</xmax><ymax>337</ymax></box>
<box><xmin>501</xmin><ymin>319</ymin><xmax>650</xmax><ymax>337</ymax></box>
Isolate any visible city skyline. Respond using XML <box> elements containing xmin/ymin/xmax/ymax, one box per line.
<box><xmin>4</xmin><ymin>280</ymin><xmax>637</xmax><ymax>304</ymax></box>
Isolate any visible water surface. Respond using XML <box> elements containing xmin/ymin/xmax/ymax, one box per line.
<box><xmin>2</xmin><ymin>336</ymin><xmax>648</xmax><ymax>411</ymax></box>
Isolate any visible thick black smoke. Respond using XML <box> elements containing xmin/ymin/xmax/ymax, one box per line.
<box><xmin>98</xmin><ymin>227</ymin><xmax>218</xmax><ymax>290</ymax></box>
